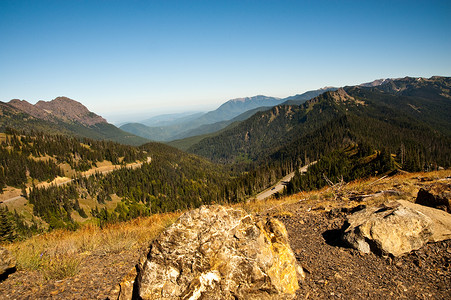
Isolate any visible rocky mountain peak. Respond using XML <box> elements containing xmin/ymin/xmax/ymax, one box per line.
<box><xmin>329</xmin><ymin>88</ymin><xmax>360</xmax><ymax>103</ymax></box>
<box><xmin>359</xmin><ymin>78</ymin><xmax>391</xmax><ymax>87</ymax></box>
<box><xmin>8</xmin><ymin>99</ymin><xmax>52</xmax><ymax>120</ymax></box>
<box><xmin>8</xmin><ymin>96</ymin><xmax>106</xmax><ymax>126</ymax></box>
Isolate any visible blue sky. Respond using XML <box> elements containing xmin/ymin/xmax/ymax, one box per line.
<box><xmin>1</xmin><ymin>0</ymin><xmax>450</xmax><ymax>123</ymax></box>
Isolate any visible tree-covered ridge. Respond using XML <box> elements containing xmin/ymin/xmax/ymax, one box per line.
<box><xmin>286</xmin><ymin>144</ymin><xmax>394</xmax><ymax>194</ymax></box>
<box><xmin>187</xmin><ymin>96</ymin><xmax>345</xmax><ymax>164</ymax></box>
<box><xmin>19</xmin><ymin>142</ymin><xmax>235</xmax><ymax>231</ymax></box>
<box><xmin>188</xmin><ymin>77</ymin><xmax>450</xmax><ymax>170</ymax></box>
<box><xmin>0</xmin><ymin>129</ymin><xmax>148</xmax><ymax>192</ymax></box>
<box><xmin>1</xmin><ymin>76</ymin><xmax>450</xmax><ymax>241</ymax></box>
<box><xmin>0</xmin><ymin>131</ymin><xmax>240</xmax><ymax>234</ymax></box>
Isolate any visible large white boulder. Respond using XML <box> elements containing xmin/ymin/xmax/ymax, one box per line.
<box><xmin>129</xmin><ymin>205</ymin><xmax>302</xmax><ymax>299</ymax></box>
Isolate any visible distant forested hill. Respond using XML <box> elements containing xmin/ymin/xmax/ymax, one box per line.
<box><xmin>120</xmin><ymin>88</ymin><xmax>336</xmax><ymax>142</ymax></box>
<box><xmin>1</xmin><ymin>76</ymin><xmax>450</xmax><ymax>241</ymax></box>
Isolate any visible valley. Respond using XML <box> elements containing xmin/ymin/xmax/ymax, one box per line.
<box><xmin>1</xmin><ymin>76</ymin><xmax>450</xmax><ymax>234</ymax></box>
<box><xmin>0</xmin><ymin>76</ymin><xmax>450</xmax><ymax>299</ymax></box>
<box><xmin>255</xmin><ymin>161</ymin><xmax>316</xmax><ymax>200</ymax></box>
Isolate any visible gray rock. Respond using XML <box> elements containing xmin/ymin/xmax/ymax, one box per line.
<box><xmin>130</xmin><ymin>205</ymin><xmax>302</xmax><ymax>299</ymax></box>
<box><xmin>0</xmin><ymin>246</ymin><xmax>16</xmax><ymax>281</ymax></box>
<box><xmin>342</xmin><ymin>200</ymin><xmax>451</xmax><ymax>257</ymax></box>
<box><xmin>397</xmin><ymin>200</ymin><xmax>451</xmax><ymax>242</ymax></box>
<box><xmin>415</xmin><ymin>183</ymin><xmax>451</xmax><ymax>213</ymax></box>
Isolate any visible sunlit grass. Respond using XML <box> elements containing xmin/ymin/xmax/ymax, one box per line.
<box><xmin>3</xmin><ymin>211</ymin><xmax>181</xmax><ymax>279</ymax></box>
<box><xmin>2</xmin><ymin>169</ymin><xmax>449</xmax><ymax>280</ymax></box>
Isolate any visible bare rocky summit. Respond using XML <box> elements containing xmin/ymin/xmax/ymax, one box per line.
<box><xmin>8</xmin><ymin>97</ymin><xmax>106</xmax><ymax>126</ymax></box>
<box><xmin>122</xmin><ymin>205</ymin><xmax>302</xmax><ymax>299</ymax></box>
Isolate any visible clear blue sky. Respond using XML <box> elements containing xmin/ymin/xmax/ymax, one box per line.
<box><xmin>1</xmin><ymin>0</ymin><xmax>450</xmax><ymax>123</ymax></box>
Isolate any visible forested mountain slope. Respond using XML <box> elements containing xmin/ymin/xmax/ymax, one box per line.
<box><xmin>188</xmin><ymin>77</ymin><xmax>451</xmax><ymax>171</ymax></box>
<box><xmin>120</xmin><ymin>87</ymin><xmax>336</xmax><ymax>142</ymax></box>
<box><xmin>120</xmin><ymin>95</ymin><xmax>283</xmax><ymax>141</ymax></box>
<box><xmin>1</xmin><ymin>76</ymin><xmax>449</xmax><ymax>240</ymax></box>
<box><xmin>0</xmin><ymin>131</ymin><xmax>234</xmax><ymax>235</ymax></box>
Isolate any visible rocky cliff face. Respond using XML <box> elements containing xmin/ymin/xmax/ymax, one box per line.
<box><xmin>8</xmin><ymin>97</ymin><xmax>106</xmax><ymax>126</ymax></box>
<box><xmin>127</xmin><ymin>205</ymin><xmax>303</xmax><ymax>299</ymax></box>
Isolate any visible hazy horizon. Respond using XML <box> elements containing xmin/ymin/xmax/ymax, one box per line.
<box><xmin>1</xmin><ymin>0</ymin><xmax>450</xmax><ymax>118</ymax></box>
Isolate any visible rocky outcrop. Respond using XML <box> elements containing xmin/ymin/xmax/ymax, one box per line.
<box><xmin>127</xmin><ymin>205</ymin><xmax>302</xmax><ymax>300</ymax></box>
<box><xmin>8</xmin><ymin>97</ymin><xmax>106</xmax><ymax>126</ymax></box>
<box><xmin>397</xmin><ymin>200</ymin><xmax>451</xmax><ymax>242</ymax></box>
<box><xmin>415</xmin><ymin>183</ymin><xmax>451</xmax><ymax>213</ymax></box>
<box><xmin>8</xmin><ymin>99</ymin><xmax>51</xmax><ymax>120</ymax></box>
<box><xmin>35</xmin><ymin>97</ymin><xmax>107</xmax><ymax>126</ymax></box>
<box><xmin>0</xmin><ymin>247</ymin><xmax>16</xmax><ymax>281</ymax></box>
<box><xmin>342</xmin><ymin>200</ymin><xmax>451</xmax><ymax>257</ymax></box>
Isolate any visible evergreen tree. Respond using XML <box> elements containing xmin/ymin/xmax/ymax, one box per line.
<box><xmin>0</xmin><ymin>206</ymin><xmax>16</xmax><ymax>242</ymax></box>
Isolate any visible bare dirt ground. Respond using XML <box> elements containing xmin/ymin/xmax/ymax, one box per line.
<box><xmin>0</xmin><ymin>171</ymin><xmax>450</xmax><ymax>299</ymax></box>
<box><xmin>279</xmin><ymin>204</ymin><xmax>450</xmax><ymax>299</ymax></box>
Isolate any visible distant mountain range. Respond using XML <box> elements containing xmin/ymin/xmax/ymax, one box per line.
<box><xmin>186</xmin><ymin>76</ymin><xmax>451</xmax><ymax>169</ymax></box>
<box><xmin>0</xmin><ymin>97</ymin><xmax>148</xmax><ymax>146</ymax></box>
<box><xmin>140</xmin><ymin>112</ymin><xmax>205</xmax><ymax>127</ymax></box>
<box><xmin>2</xmin><ymin>76</ymin><xmax>449</xmax><ymax>163</ymax></box>
<box><xmin>120</xmin><ymin>87</ymin><xmax>337</xmax><ymax>142</ymax></box>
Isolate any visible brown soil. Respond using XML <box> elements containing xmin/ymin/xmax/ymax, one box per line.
<box><xmin>1</xmin><ymin>173</ymin><xmax>450</xmax><ymax>299</ymax></box>
<box><xmin>274</xmin><ymin>203</ymin><xmax>451</xmax><ymax>299</ymax></box>
<box><xmin>0</xmin><ymin>248</ymin><xmax>146</xmax><ymax>299</ymax></box>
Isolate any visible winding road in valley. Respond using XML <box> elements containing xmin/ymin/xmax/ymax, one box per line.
<box><xmin>255</xmin><ymin>161</ymin><xmax>316</xmax><ymax>201</ymax></box>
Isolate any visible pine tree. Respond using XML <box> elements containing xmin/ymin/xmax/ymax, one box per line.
<box><xmin>0</xmin><ymin>206</ymin><xmax>16</xmax><ymax>242</ymax></box>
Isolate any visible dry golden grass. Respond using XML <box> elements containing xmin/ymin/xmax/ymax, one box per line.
<box><xmin>3</xmin><ymin>212</ymin><xmax>180</xmax><ymax>279</ymax></box>
<box><xmin>2</xmin><ymin>169</ymin><xmax>449</xmax><ymax>280</ymax></box>
<box><xmin>240</xmin><ymin>169</ymin><xmax>451</xmax><ymax>215</ymax></box>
